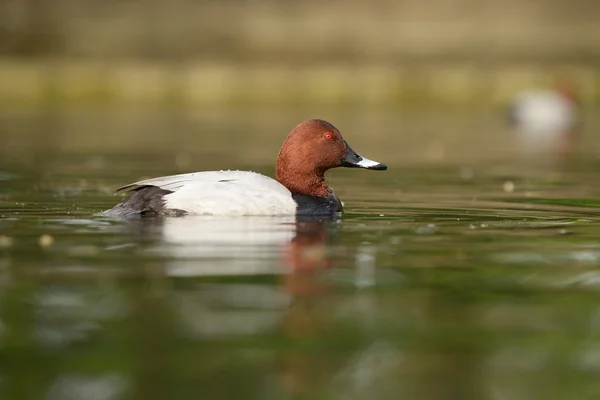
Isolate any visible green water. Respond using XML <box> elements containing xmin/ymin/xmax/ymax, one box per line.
<box><xmin>1</xmin><ymin>108</ymin><xmax>600</xmax><ymax>400</ymax></box>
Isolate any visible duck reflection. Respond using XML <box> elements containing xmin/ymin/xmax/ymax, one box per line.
<box><xmin>131</xmin><ymin>215</ymin><xmax>340</xmax><ymax>340</ymax></box>
<box><xmin>148</xmin><ymin>215</ymin><xmax>343</xmax><ymax>396</ymax></box>
<box><xmin>147</xmin><ymin>215</ymin><xmax>339</xmax><ymax>278</ymax></box>
<box><xmin>154</xmin><ymin>215</ymin><xmax>298</xmax><ymax>277</ymax></box>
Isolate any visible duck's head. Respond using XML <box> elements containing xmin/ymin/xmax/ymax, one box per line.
<box><xmin>554</xmin><ymin>79</ymin><xmax>578</xmax><ymax>104</ymax></box>
<box><xmin>276</xmin><ymin>119</ymin><xmax>387</xmax><ymax>197</ymax></box>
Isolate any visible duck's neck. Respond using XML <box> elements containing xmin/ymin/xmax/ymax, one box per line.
<box><xmin>276</xmin><ymin>165</ymin><xmax>330</xmax><ymax>198</ymax></box>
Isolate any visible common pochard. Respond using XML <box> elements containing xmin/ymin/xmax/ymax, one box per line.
<box><xmin>509</xmin><ymin>81</ymin><xmax>579</xmax><ymax>157</ymax></box>
<box><xmin>105</xmin><ymin>119</ymin><xmax>387</xmax><ymax>217</ymax></box>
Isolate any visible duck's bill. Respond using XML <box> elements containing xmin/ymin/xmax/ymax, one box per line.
<box><xmin>340</xmin><ymin>141</ymin><xmax>387</xmax><ymax>170</ymax></box>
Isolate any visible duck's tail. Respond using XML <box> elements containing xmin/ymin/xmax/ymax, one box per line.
<box><xmin>103</xmin><ymin>185</ymin><xmax>186</xmax><ymax>218</ymax></box>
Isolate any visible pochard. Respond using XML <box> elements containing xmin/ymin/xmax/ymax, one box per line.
<box><xmin>105</xmin><ymin>119</ymin><xmax>387</xmax><ymax>217</ymax></box>
<box><xmin>509</xmin><ymin>81</ymin><xmax>579</xmax><ymax>156</ymax></box>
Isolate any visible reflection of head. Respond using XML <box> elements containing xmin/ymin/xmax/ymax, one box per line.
<box><xmin>286</xmin><ymin>220</ymin><xmax>333</xmax><ymax>272</ymax></box>
<box><xmin>283</xmin><ymin>217</ymin><xmax>340</xmax><ymax>294</ymax></box>
<box><xmin>279</xmin><ymin>217</ymin><xmax>343</xmax><ymax>397</ymax></box>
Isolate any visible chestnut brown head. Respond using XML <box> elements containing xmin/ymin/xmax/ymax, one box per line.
<box><xmin>276</xmin><ymin>119</ymin><xmax>386</xmax><ymax>197</ymax></box>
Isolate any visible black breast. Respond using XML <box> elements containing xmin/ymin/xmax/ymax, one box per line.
<box><xmin>292</xmin><ymin>192</ymin><xmax>343</xmax><ymax>216</ymax></box>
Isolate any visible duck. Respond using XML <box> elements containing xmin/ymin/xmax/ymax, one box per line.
<box><xmin>508</xmin><ymin>80</ymin><xmax>579</xmax><ymax>157</ymax></box>
<box><xmin>105</xmin><ymin>119</ymin><xmax>387</xmax><ymax>217</ymax></box>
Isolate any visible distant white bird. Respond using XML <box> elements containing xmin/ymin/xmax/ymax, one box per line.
<box><xmin>509</xmin><ymin>81</ymin><xmax>580</xmax><ymax>157</ymax></box>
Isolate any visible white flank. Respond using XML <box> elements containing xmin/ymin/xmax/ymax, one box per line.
<box><xmin>124</xmin><ymin>171</ymin><xmax>298</xmax><ymax>216</ymax></box>
<box><xmin>513</xmin><ymin>91</ymin><xmax>577</xmax><ymax>137</ymax></box>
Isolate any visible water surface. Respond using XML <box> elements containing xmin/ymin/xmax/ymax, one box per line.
<box><xmin>1</xmin><ymin>108</ymin><xmax>600</xmax><ymax>400</ymax></box>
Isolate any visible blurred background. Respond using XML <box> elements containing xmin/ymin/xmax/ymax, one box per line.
<box><xmin>0</xmin><ymin>0</ymin><xmax>599</xmax><ymax>164</ymax></box>
<box><xmin>2</xmin><ymin>2</ymin><xmax>600</xmax><ymax>400</ymax></box>
<box><xmin>0</xmin><ymin>0</ymin><xmax>599</xmax><ymax>107</ymax></box>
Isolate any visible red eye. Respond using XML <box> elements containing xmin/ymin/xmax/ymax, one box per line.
<box><xmin>325</xmin><ymin>133</ymin><xmax>333</xmax><ymax>141</ymax></box>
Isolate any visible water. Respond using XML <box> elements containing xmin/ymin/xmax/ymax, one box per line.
<box><xmin>1</xmin><ymin>108</ymin><xmax>600</xmax><ymax>399</ymax></box>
